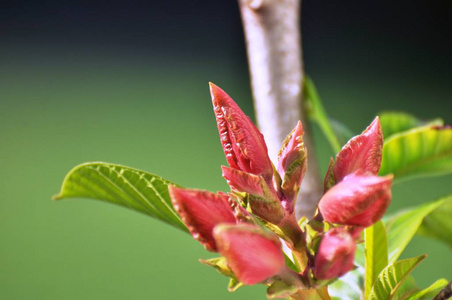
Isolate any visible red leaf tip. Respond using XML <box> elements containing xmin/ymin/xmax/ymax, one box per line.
<box><xmin>333</xmin><ymin>116</ymin><xmax>383</xmax><ymax>182</ymax></box>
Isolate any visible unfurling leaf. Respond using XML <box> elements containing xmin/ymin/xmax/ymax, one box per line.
<box><xmin>368</xmin><ymin>255</ymin><xmax>427</xmax><ymax>300</ymax></box>
<box><xmin>277</xmin><ymin>121</ymin><xmax>307</xmax><ymax>203</ymax></box>
<box><xmin>213</xmin><ymin>224</ymin><xmax>286</xmax><ymax>285</ymax></box>
<box><xmin>267</xmin><ymin>281</ymin><xmax>299</xmax><ymax>299</ymax></box>
<box><xmin>210</xmin><ymin>83</ymin><xmax>273</xmax><ymax>180</ymax></box>
<box><xmin>54</xmin><ymin>162</ymin><xmax>188</xmax><ymax>232</ymax></box>
<box><xmin>169</xmin><ymin>186</ymin><xmax>236</xmax><ymax>252</ymax></box>
<box><xmin>314</xmin><ymin>228</ymin><xmax>356</xmax><ymax>280</ymax></box>
<box><xmin>221</xmin><ymin>166</ymin><xmax>283</xmax><ymax>224</ymax></box>
<box><xmin>333</xmin><ymin>117</ymin><xmax>383</xmax><ymax>182</ymax></box>
<box><xmin>318</xmin><ymin>173</ymin><xmax>393</xmax><ymax>227</ymax></box>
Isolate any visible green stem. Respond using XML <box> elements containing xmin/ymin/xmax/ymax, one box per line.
<box><xmin>278</xmin><ymin>215</ymin><xmax>308</xmax><ymax>271</ymax></box>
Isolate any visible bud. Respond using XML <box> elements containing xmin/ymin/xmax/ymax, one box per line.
<box><xmin>314</xmin><ymin>228</ymin><xmax>356</xmax><ymax>280</ymax></box>
<box><xmin>333</xmin><ymin>117</ymin><xmax>383</xmax><ymax>183</ymax></box>
<box><xmin>169</xmin><ymin>186</ymin><xmax>236</xmax><ymax>252</ymax></box>
<box><xmin>277</xmin><ymin>121</ymin><xmax>307</xmax><ymax>203</ymax></box>
<box><xmin>210</xmin><ymin>83</ymin><xmax>273</xmax><ymax>180</ymax></box>
<box><xmin>318</xmin><ymin>172</ymin><xmax>393</xmax><ymax>227</ymax></box>
<box><xmin>213</xmin><ymin>224</ymin><xmax>286</xmax><ymax>285</ymax></box>
<box><xmin>222</xmin><ymin>166</ymin><xmax>283</xmax><ymax>224</ymax></box>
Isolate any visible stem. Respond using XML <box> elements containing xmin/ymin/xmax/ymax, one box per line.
<box><xmin>278</xmin><ymin>215</ymin><xmax>308</xmax><ymax>270</ymax></box>
<box><xmin>433</xmin><ymin>280</ymin><xmax>452</xmax><ymax>300</ymax></box>
<box><xmin>238</xmin><ymin>0</ymin><xmax>322</xmax><ymax>219</ymax></box>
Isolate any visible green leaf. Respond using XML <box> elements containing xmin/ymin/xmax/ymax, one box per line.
<box><xmin>365</xmin><ymin>220</ymin><xmax>388</xmax><ymax>299</ymax></box>
<box><xmin>385</xmin><ymin>199</ymin><xmax>444</xmax><ymax>264</ymax></box>
<box><xmin>394</xmin><ymin>275</ymin><xmax>418</xmax><ymax>300</ymax></box>
<box><xmin>54</xmin><ymin>162</ymin><xmax>188</xmax><ymax>232</ymax></box>
<box><xmin>378</xmin><ymin>111</ymin><xmax>443</xmax><ymax>139</ymax></box>
<box><xmin>284</xmin><ymin>253</ymin><xmax>300</xmax><ymax>272</ymax></box>
<box><xmin>418</xmin><ymin>195</ymin><xmax>452</xmax><ymax>248</ymax></box>
<box><xmin>379</xmin><ymin>125</ymin><xmax>452</xmax><ymax>180</ymax></box>
<box><xmin>405</xmin><ymin>278</ymin><xmax>449</xmax><ymax>300</ymax></box>
<box><xmin>304</xmin><ymin>76</ymin><xmax>342</xmax><ymax>153</ymax></box>
<box><xmin>200</xmin><ymin>257</ymin><xmax>244</xmax><ymax>292</ymax></box>
<box><xmin>368</xmin><ymin>255</ymin><xmax>426</xmax><ymax>300</ymax></box>
<box><xmin>267</xmin><ymin>281</ymin><xmax>298</xmax><ymax>299</ymax></box>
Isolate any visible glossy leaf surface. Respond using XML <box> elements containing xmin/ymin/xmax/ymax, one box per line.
<box><xmin>54</xmin><ymin>162</ymin><xmax>188</xmax><ymax>232</ymax></box>
<box><xmin>379</xmin><ymin>126</ymin><xmax>452</xmax><ymax>180</ymax></box>
<box><xmin>364</xmin><ymin>220</ymin><xmax>388</xmax><ymax>299</ymax></box>
<box><xmin>368</xmin><ymin>255</ymin><xmax>426</xmax><ymax>300</ymax></box>
<box><xmin>385</xmin><ymin>199</ymin><xmax>443</xmax><ymax>263</ymax></box>
<box><xmin>378</xmin><ymin>111</ymin><xmax>443</xmax><ymax>139</ymax></box>
<box><xmin>418</xmin><ymin>195</ymin><xmax>452</xmax><ymax>248</ymax></box>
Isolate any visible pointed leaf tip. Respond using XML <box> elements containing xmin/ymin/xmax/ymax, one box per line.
<box><xmin>334</xmin><ymin>117</ymin><xmax>383</xmax><ymax>182</ymax></box>
<box><xmin>210</xmin><ymin>84</ymin><xmax>273</xmax><ymax>180</ymax></box>
<box><xmin>54</xmin><ymin>162</ymin><xmax>188</xmax><ymax>232</ymax></box>
<box><xmin>278</xmin><ymin>121</ymin><xmax>307</xmax><ymax>203</ymax></box>
<box><xmin>213</xmin><ymin>224</ymin><xmax>286</xmax><ymax>285</ymax></box>
<box><xmin>169</xmin><ymin>186</ymin><xmax>236</xmax><ymax>252</ymax></box>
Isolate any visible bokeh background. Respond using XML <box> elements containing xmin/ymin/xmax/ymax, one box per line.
<box><xmin>1</xmin><ymin>1</ymin><xmax>451</xmax><ymax>299</ymax></box>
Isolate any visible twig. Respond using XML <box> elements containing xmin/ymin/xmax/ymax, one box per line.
<box><xmin>434</xmin><ymin>280</ymin><xmax>452</xmax><ymax>300</ymax></box>
<box><xmin>238</xmin><ymin>0</ymin><xmax>322</xmax><ymax>218</ymax></box>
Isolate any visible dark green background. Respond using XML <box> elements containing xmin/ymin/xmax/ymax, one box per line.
<box><xmin>1</xmin><ymin>1</ymin><xmax>451</xmax><ymax>299</ymax></box>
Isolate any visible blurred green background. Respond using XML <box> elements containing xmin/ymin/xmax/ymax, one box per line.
<box><xmin>1</xmin><ymin>1</ymin><xmax>451</xmax><ymax>299</ymax></box>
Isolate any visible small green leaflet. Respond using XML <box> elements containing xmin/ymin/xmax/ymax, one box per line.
<box><xmin>368</xmin><ymin>255</ymin><xmax>426</xmax><ymax>300</ymax></box>
<box><xmin>405</xmin><ymin>278</ymin><xmax>448</xmax><ymax>300</ymax></box>
<box><xmin>267</xmin><ymin>281</ymin><xmax>298</xmax><ymax>299</ymax></box>
<box><xmin>385</xmin><ymin>199</ymin><xmax>444</xmax><ymax>264</ymax></box>
<box><xmin>54</xmin><ymin>162</ymin><xmax>188</xmax><ymax>233</ymax></box>
<box><xmin>378</xmin><ymin>111</ymin><xmax>443</xmax><ymax>139</ymax></box>
<box><xmin>418</xmin><ymin>195</ymin><xmax>452</xmax><ymax>248</ymax></box>
<box><xmin>379</xmin><ymin>125</ymin><xmax>452</xmax><ymax>180</ymax></box>
<box><xmin>304</xmin><ymin>76</ymin><xmax>342</xmax><ymax>153</ymax></box>
<box><xmin>364</xmin><ymin>221</ymin><xmax>388</xmax><ymax>299</ymax></box>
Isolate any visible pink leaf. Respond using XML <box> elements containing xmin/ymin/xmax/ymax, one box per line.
<box><xmin>222</xmin><ymin>166</ymin><xmax>283</xmax><ymax>224</ymax></box>
<box><xmin>318</xmin><ymin>172</ymin><xmax>393</xmax><ymax>227</ymax></box>
<box><xmin>333</xmin><ymin>117</ymin><xmax>383</xmax><ymax>182</ymax></box>
<box><xmin>169</xmin><ymin>186</ymin><xmax>236</xmax><ymax>252</ymax></box>
<box><xmin>277</xmin><ymin>121</ymin><xmax>307</xmax><ymax>203</ymax></box>
<box><xmin>314</xmin><ymin>228</ymin><xmax>356</xmax><ymax>280</ymax></box>
<box><xmin>210</xmin><ymin>83</ymin><xmax>273</xmax><ymax>180</ymax></box>
<box><xmin>214</xmin><ymin>224</ymin><xmax>286</xmax><ymax>285</ymax></box>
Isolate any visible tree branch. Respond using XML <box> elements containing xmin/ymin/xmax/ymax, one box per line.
<box><xmin>238</xmin><ymin>0</ymin><xmax>322</xmax><ymax>218</ymax></box>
